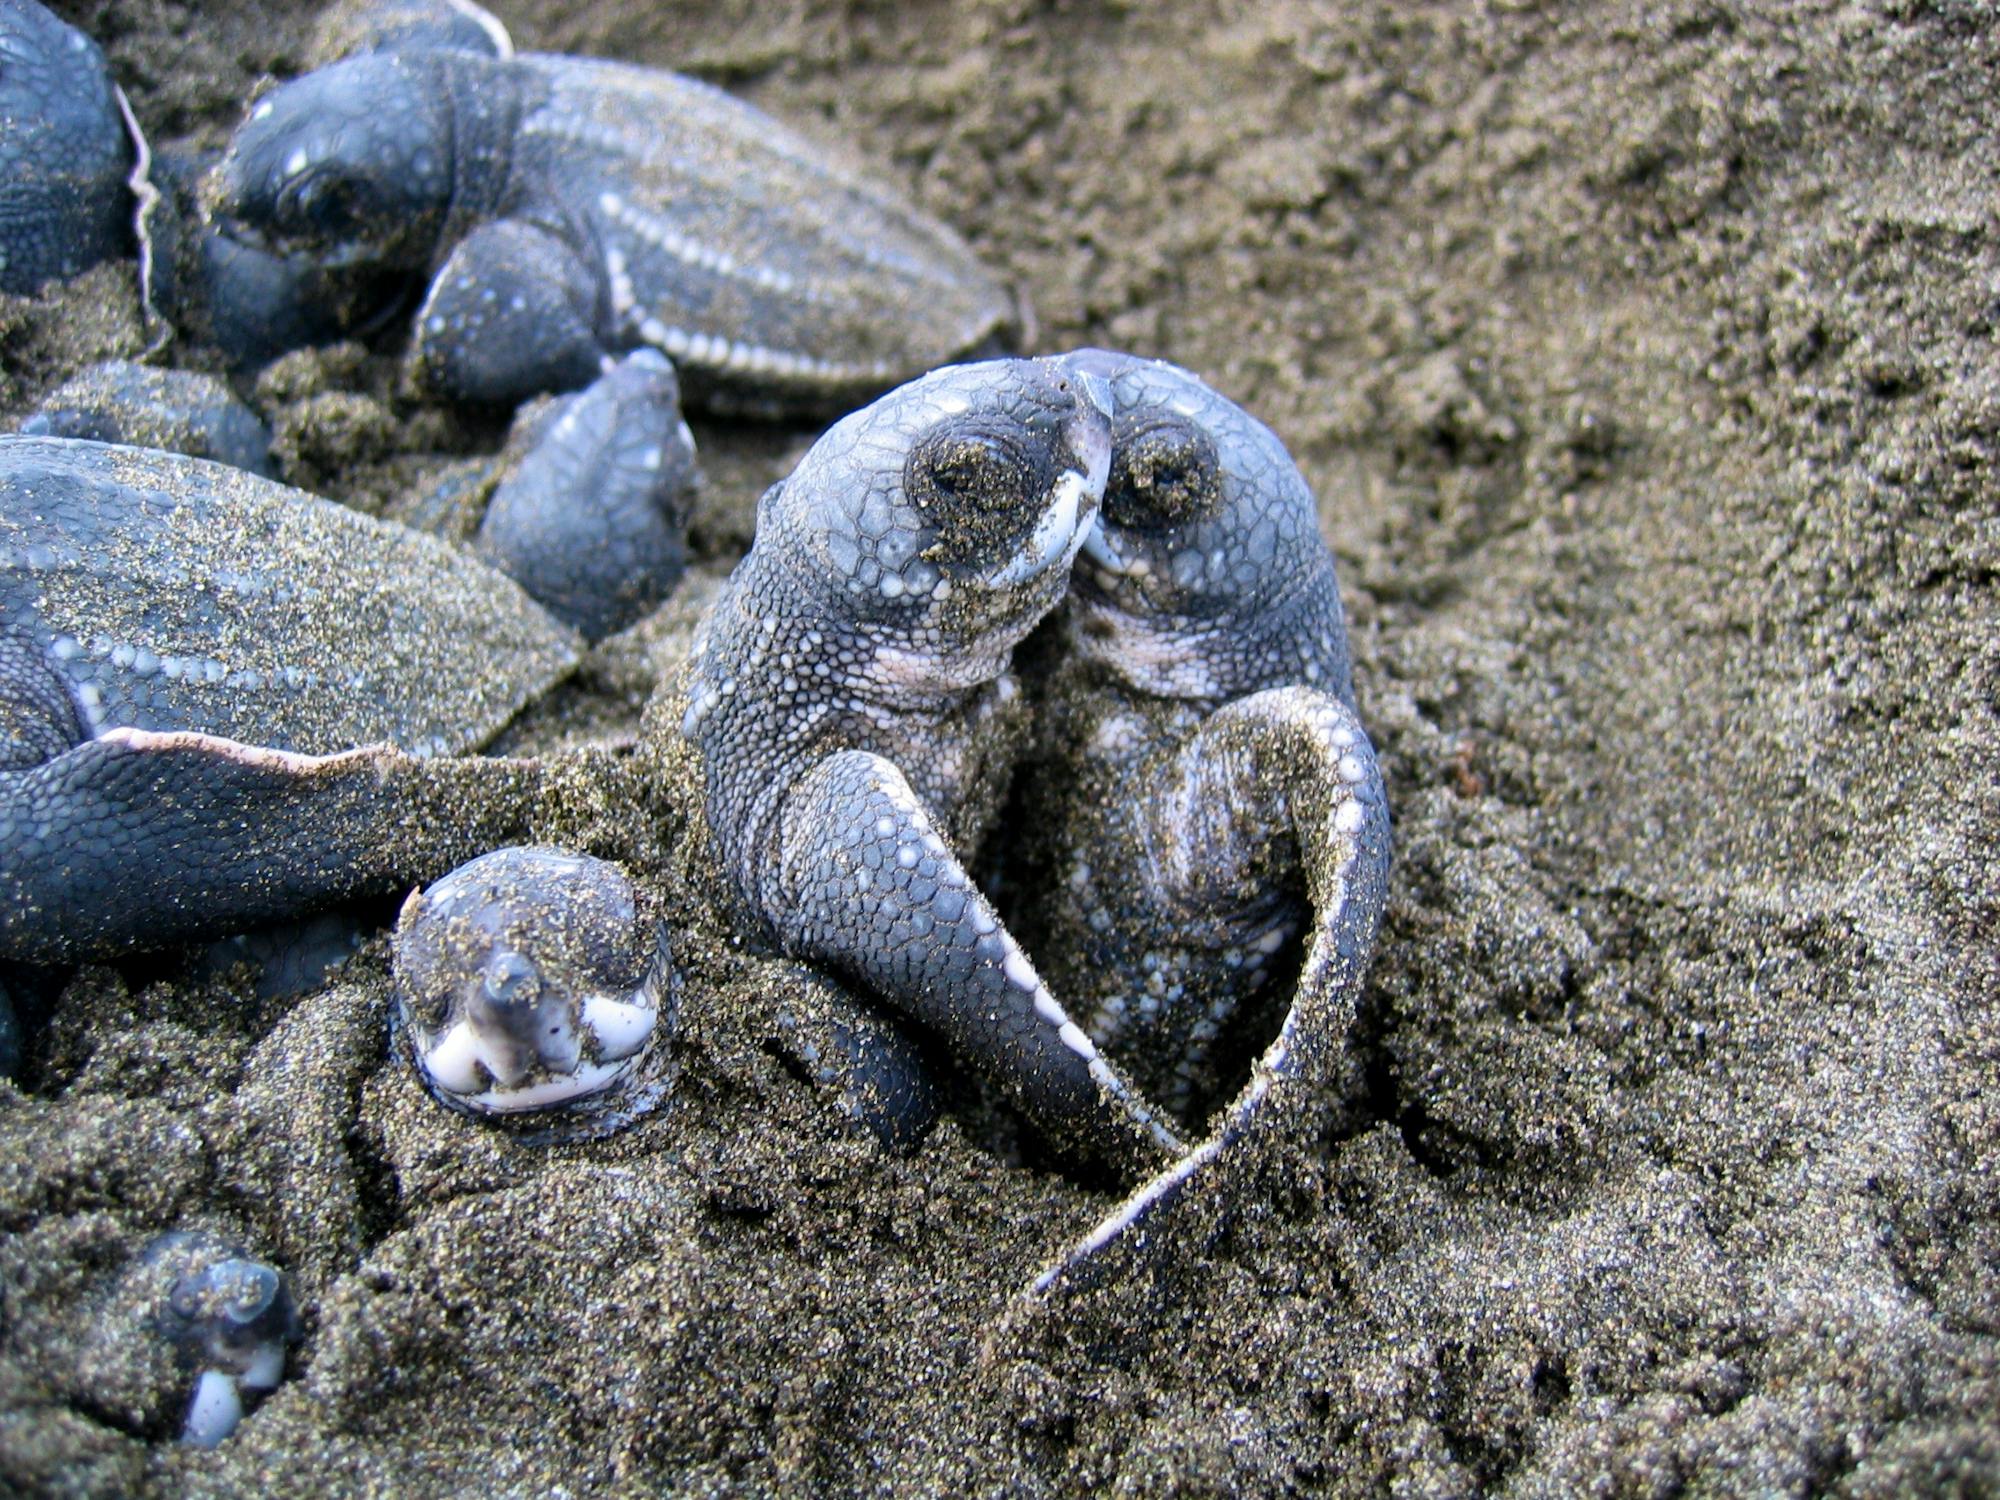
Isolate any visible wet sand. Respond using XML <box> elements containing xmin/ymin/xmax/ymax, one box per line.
<box><xmin>3</xmin><ymin>1</ymin><xmax>1996</xmax><ymax>1494</ymax></box>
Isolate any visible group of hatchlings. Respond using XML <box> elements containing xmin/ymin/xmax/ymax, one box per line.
<box><xmin>1</xmin><ymin>0</ymin><xmax>1390</xmax><ymax>1448</ymax></box>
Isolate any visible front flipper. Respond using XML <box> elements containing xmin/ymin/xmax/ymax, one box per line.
<box><xmin>1025</xmin><ymin>686</ymin><xmax>1391</xmax><ymax>1296</ymax></box>
<box><xmin>766</xmin><ymin>748</ymin><xmax>1185</xmax><ymax>1180</ymax></box>
<box><xmin>0</xmin><ymin>729</ymin><xmax>553</xmax><ymax>966</ymax></box>
<box><xmin>405</xmin><ymin>219</ymin><xmax>608</xmax><ymax>406</ymax></box>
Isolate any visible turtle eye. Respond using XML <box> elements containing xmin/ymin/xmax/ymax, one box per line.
<box><xmin>168</xmin><ymin>1280</ymin><xmax>202</xmax><ymax>1323</ymax></box>
<box><xmin>1104</xmin><ymin>417</ymin><xmax>1223</xmax><ymax>530</ymax></box>
<box><xmin>283</xmin><ymin>173</ymin><xmax>365</xmax><ymax>242</ymax></box>
<box><xmin>907</xmin><ymin>429</ymin><xmax>1031</xmax><ymax>513</ymax></box>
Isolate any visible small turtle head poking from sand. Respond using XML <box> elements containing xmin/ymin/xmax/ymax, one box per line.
<box><xmin>393</xmin><ymin>846</ymin><xmax>677</xmax><ymax>1138</ymax></box>
<box><xmin>147</xmin><ymin>1232</ymin><xmax>301</xmax><ymax>1448</ymax></box>
<box><xmin>207</xmin><ymin>53</ymin><xmax>455</xmax><ymax>270</ymax></box>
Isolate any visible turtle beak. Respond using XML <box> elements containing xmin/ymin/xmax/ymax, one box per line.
<box><xmin>990</xmin><ymin>375</ymin><xmax>1112</xmax><ymax>588</ymax></box>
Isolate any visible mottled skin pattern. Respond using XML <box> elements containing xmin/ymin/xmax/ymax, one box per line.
<box><xmin>20</xmin><ymin>360</ymin><xmax>274</xmax><ymax>476</ymax></box>
<box><xmin>476</xmin><ymin>348</ymin><xmax>699</xmax><ymax>642</ymax></box>
<box><xmin>393</xmin><ymin>845</ymin><xmax>676</xmax><ymax>1139</ymax></box>
<box><xmin>207</xmin><ymin>48</ymin><xmax>1014</xmax><ymax>412</ymax></box>
<box><xmin>1017</xmin><ymin>350</ymin><xmax>1391</xmax><ymax>1289</ymax></box>
<box><xmin>0</xmin><ymin>436</ymin><xmax>577</xmax><ymax>964</ymax></box>
<box><xmin>0</xmin><ymin>1</ymin><xmax>133</xmax><ymax>294</ymax></box>
<box><xmin>683</xmin><ymin>357</ymin><xmax>1185</xmax><ymax>1178</ymax></box>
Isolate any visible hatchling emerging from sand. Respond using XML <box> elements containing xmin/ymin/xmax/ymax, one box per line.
<box><xmin>204</xmin><ymin>42</ymin><xmax>1016</xmax><ymax>411</ymax></box>
<box><xmin>1011</xmin><ymin>350</ymin><xmax>1392</xmax><ymax>1290</ymax></box>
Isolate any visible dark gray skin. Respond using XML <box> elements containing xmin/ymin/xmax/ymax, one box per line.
<box><xmin>761</xmin><ymin>957</ymin><xmax>942</xmax><ymax>1154</ymax></box>
<box><xmin>476</xmin><ymin>348</ymin><xmax>699</xmax><ymax>642</ymax></box>
<box><xmin>206</xmin><ymin>48</ymin><xmax>1016</xmax><ymax>412</ymax></box>
<box><xmin>19</xmin><ymin>360</ymin><xmax>274</xmax><ymax>476</ymax></box>
<box><xmin>147</xmin><ymin>144</ymin><xmax>385</xmax><ymax>374</ymax></box>
<box><xmin>0</xmin><ymin>1</ymin><xmax>134</xmax><ymax>294</ymax></box>
<box><xmin>681</xmin><ymin>356</ymin><xmax>1185</xmax><ymax>1180</ymax></box>
<box><xmin>1015</xmin><ymin>350</ymin><xmax>1392</xmax><ymax>1292</ymax></box>
<box><xmin>145</xmin><ymin>1</ymin><xmax>509</xmax><ymax>370</ymax></box>
<box><xmin>0</xmin><ymin>435</ymin><xmax>578</xmax><ymax>965</ymax></box>
<box><xmin>393</xmin><ymin>845</ymin><xmax>678</xmax><ymax>1140</ymax></box>
<box><xmin>305</xmin><ymin>0</ymin><xmax>513</xmax><ymax>67</ymax></box>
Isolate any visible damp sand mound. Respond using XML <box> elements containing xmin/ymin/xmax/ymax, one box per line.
<box><xmin>3</xmin><ymin>1</ymin><xmax>1995</xmax><ymax>1493</ymax></box>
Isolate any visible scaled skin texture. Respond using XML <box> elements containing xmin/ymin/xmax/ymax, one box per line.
<box><xmin>145</xmin><ymin>0</ymin><xmax>510</xmax><ymax>370</ymax></box>
<box><xmin>682</xmin><ymin>356</ymin><xmax>1185</xmax><ymax>1178</ymax></box>
<box><xmin>207</xmin><ymin>47</ymin><xmax>1015</xmax><ymax>411</ymax></box>
<box><xmin>1015</xmin><ymin>349</ymin><xmax>1392</xmax><ymax>1290</ymax></box>
<box><xmin>0</xmin><ymin>436</ymin><xmax>578</xmax><ymax>964</ymax></box>
<box><xmin>0</xmin><ymin>1</ymin><xmax>133</xmax><ymax>294</ymax></box>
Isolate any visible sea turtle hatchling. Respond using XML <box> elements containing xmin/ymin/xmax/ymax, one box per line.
<box><xmin>1014</xmin><ymin>349</ymin><xmax>1391</xmax><ymax>1291</ymax></box>
<box><xmin>0</xmin><ymin>434</ymin><xmax>579</xmax><ymax>967</ymax></box>
<box><xmin>392</xmin><ymin>845</ymin><xmax>678</xmax><ymax>1136</ymax></box>
<box><xmin>74</xmin><ymin>1229</ymin><xmax>301</xmax><ymax>1449</ymax></box>
<box><xmin>147</xmin><ymin>1232</ymin><xmax>302</xmax><ymax>1448</ymax></box>
<box><xmin>678</xmin><ymin>354</ymin><xmax>1186</xmax><ymax>1179</ymax></box>
<box><xmin>369</xmin><ymin>356</ymin><xmax>1174</xmax><ymax>1156</ymax></box>
<box><xmin>0</xmin><ymin>0</ymin><xmax>141</xmax><ymax>296</ymax></box>
<box><xmin>145</xmin><ymin>0</ymin><xmax>514</xmax><ymax>371</ymax></box>
<box><xmin>205</xmin><ymin>44</ymin><xmax>1016</xmax><ymax>412</ymax></box>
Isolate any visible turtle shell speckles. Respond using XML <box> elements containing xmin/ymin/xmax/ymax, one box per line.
<box><xmin>208</xmin><ymin>47</ymin><xmax>1016</xmax><ymax>412</ymax></box>
<box><xmin>0</xmin><ymin>436</ymin><xmax>577</xmax><ymax>758</ymax></box>
<box><xmin>0</xmin><ymin>435</ymin><xmax>576</xmax><ymax>965</ymax></box>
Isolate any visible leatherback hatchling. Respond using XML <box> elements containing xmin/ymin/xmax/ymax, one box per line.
<box><xmin>206</xmin><ymin>46</ymin><xmax>1015</xmax><ymax>411</ymax></box>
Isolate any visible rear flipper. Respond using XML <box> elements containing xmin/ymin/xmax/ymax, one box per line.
<box><xmin>766</xmin><ymin>747</ymin><xmax>1186</xmax><ymax>1181</ymax></box>
<box><xmin>760</xmin><ymin>960</ymin><xmax>942</xmax><ymax>1155</ymax></box>
<box><xmin>1024</xmin><ymin>687</ymin><xmax>1391</xmax><ymax>1297</ymax></box>
<box><xmin>0</xmin><ymin>728</ymin><xmax>552</xmax><ymax>966</ymax></box>
<box><xmin>405</xmin><ymin>219</ymin><xmax>609</xmax><ymax>406</ymax></box>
